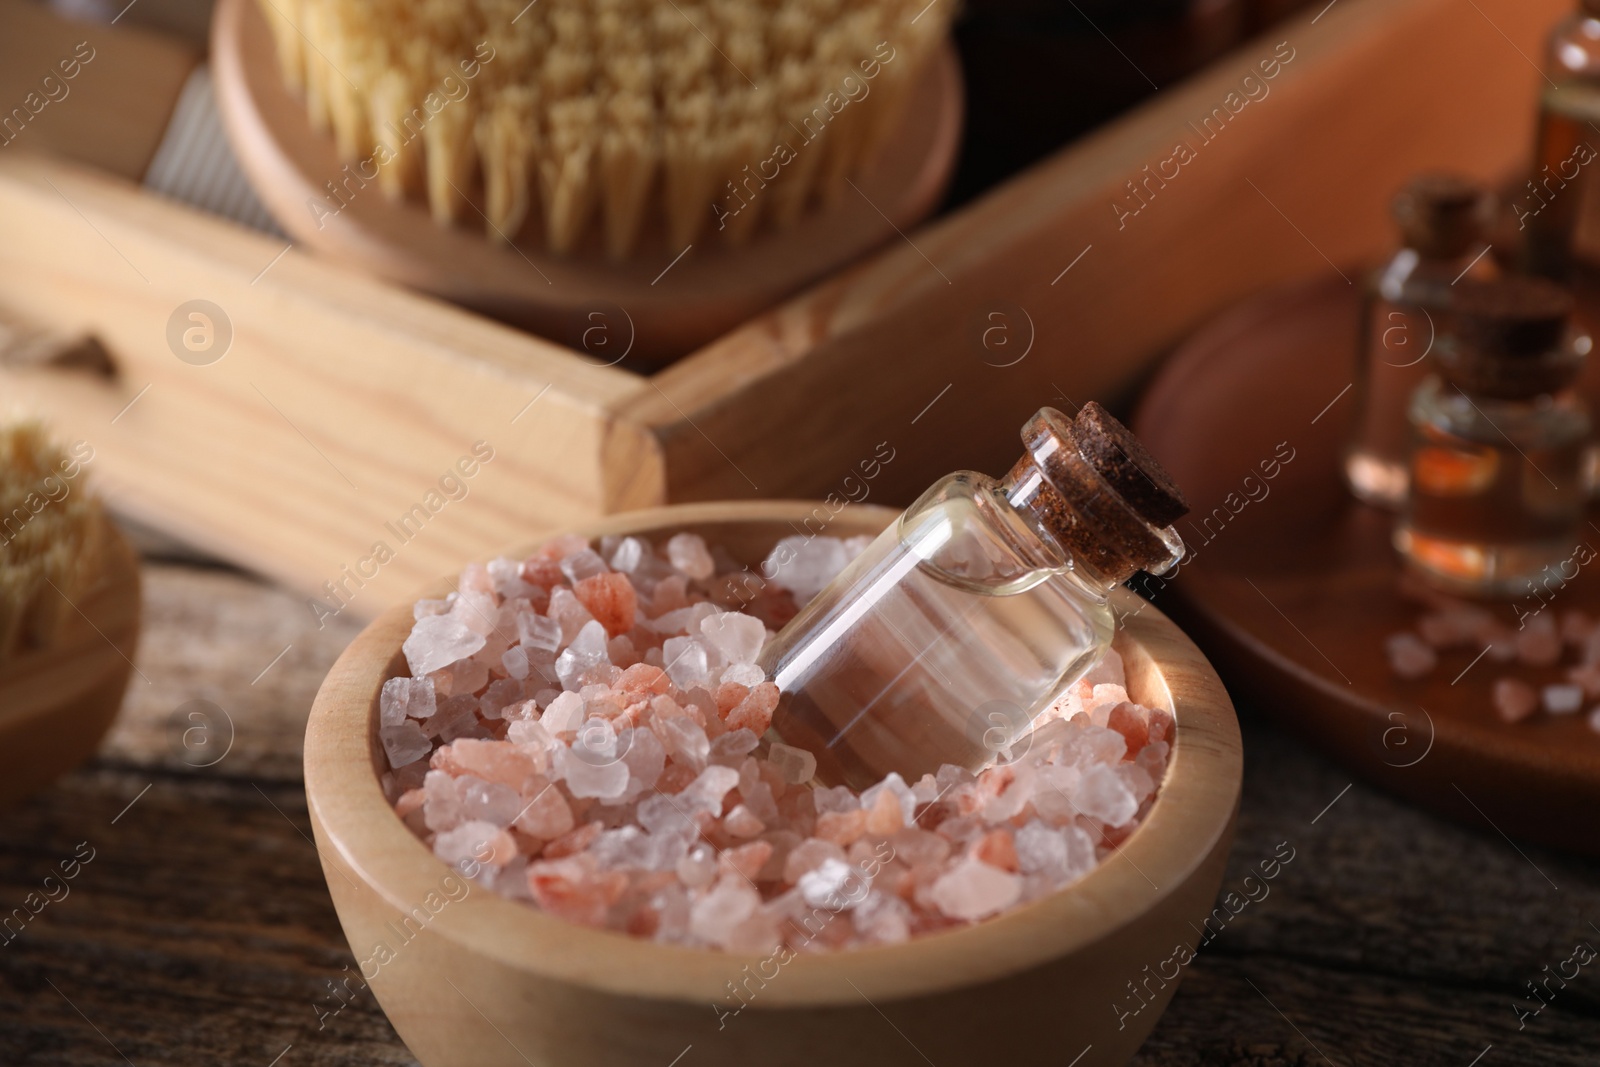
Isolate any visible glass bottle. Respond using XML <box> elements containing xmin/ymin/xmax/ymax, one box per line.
<box><xmin>758</xmin><ymin>403</ymin><xmax>1187</xmax><ymax>790</ymax></box>
<box><xmin>1344</xmin><ymin>173</ymin><xmax>1495</xmax><ymax>509</ymax></box>
<box><xmin>1395</xmin><ymin>278</ymin><xmax>1592</xmax><ymax>598</ymax></box>
<box><xmin>1520</xmin><ymin>0</ymin><xmax>1600</xmax><ymax>282</ymax></box>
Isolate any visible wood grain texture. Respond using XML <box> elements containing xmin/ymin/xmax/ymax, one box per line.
<box><xmin>0</xmin><ymin>0</ymin><xmax>199</xmax><ymax>180</ymax></box>
<box><xmin>0</xmin><ymin>152</ymin><xmax>664</xmax><ymax>620</ymax></box>
<box><xmin>0</xmin><ymin>556</ymin><xmax>1595</xmax><ymax>1065</ymax></box>
<box><xmin>210</xmin><ymin>0</ymin><xmax>965</xmax><ymax>364</ymax></box>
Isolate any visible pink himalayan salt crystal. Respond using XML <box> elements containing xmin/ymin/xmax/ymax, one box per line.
<box><xmin>798</xmin><ymin>858</ymin><xmax>864</xmax><ymax>910</ymax></box>
<box><xmin>718</xmin><ymin>840</ymin><xmax>772</xmax><ymax>881</ymax></box>
<box><xmin>1384</xmin><ymin>632</ymin><xmax>1436</xmax><ymax>680</ymax></box>
<box><xmin>726</xmin><ymin>682</ymin><xmax>779</xmax><ymax>735</ymax></box>
<box><xmin>762</xmin><ymin>535</ymin><xmax>850</xmax><ymax>603</ymax></box>
<box><xmin>1516</xmin><ymin>615</ymin><xmax>1562</xmax><ymax>667</ymax></box>
<box><xmin>383</xmin><ymin>531</ymin><xmax>1170</xmax><ymax>953</ymax></box>
<box><xmin>558</xmin><ymin>739</ymin><xmax>632</xmax><ymax>800</ymax></box>
<box><xmin>1105</xmin><ymin>703</ymin><xmax>1149</xmax><ymax>757</ymax></box>
<box><xmin>1562</xmin><ymin>610</ymin><xmax>1595</xmax><ymax>646</ymax></box>
<box><xmin>435</xmin><ymin>821</ymin><xmax>516</xmax><ymax>871</ymax></box>
<box><xmin>816</xmin><ymin>808</ymin><xmax>868</xmax><ymax>846</ymax></box>
<box><xmin>973</xmin><ymin>828</ymin><xmax>1020</xmax><ymax>872</ymax></box>
<box><xmin>1076</xmin><ymin>764</ymin><xmax>1138</xmax><ymax>825</ymax></box>
<box><xmin>721</xmin><ymin>662</ymin><xmax>766</xmax><ymax>687</ymax></box>
<box><xmin>784</xmin><ymin>838</ymin><xmax>847</xmax><ymax>882</ymax></box>
<box><xmin>404</xmin><ymin>615</ymin><xmax>487</xmax><ymax>676</ymax></box>
<box><xmin>527</xmin><ymin>855</ymin><xmax>627</xmax><ymax>927</ymax></box>
<box><xmin>1569</xmin><ymin>664</ymin><xmax>1600</xmax><ymax>699</ymax></box>
<box><xmin>700</xmin><ymin>611</ymin><xmax>766</xmax><ymax>664</ymax></box>
<box><xmin>930</xmin><ymin>857</ymin><xmax>1022</xmax><ymax>921</ymax></box>
<box><xmin>558</xmin><ymin>548</ymin><xmax>608</xmax><ymax>585</ymax></box>
<box><xmin>574</xmin><ymin>572</ymin><xmax>637</xmax><ymax>637</ymax></box>
<box><xmin>854</xmin><ymin>891</ymin><xmax>912</xmax><ymax>944</ymax></box>
<box><xmin>515</xmin><ymin>778</ymin><xmax>575</xmax><ymax>838</ymax></box>
<box><xmin>433</xmin><ymin>738</ymin><xmax>542</xmax><ymax>786</ymax></box>
<box><xmin>1485</xmin><ymin>628</ymin><xmax>1519</xmax><ymax>663</ymax></box>
<box><xmin>380</xmin><ymin>676</ymin><xmax>436</xmax><ymax>725</ymax></box>
<box><xmin>380</xmin><ymin>721</ymin><xmax>431</xmax><ymax>767</ymax></box>
<box><xmin>724</xmin><ymin>805</ymin><xmax>765</xmax><ymax>838</ymax></box>
<box><xmin>678</xmin><ymin>844</ymin><xmax>717</xmax><ymax>887</ymax></box>
<box><xmin>1493</xmin><ymin>678</ymin><xmax>1539</xmax><ymax>723</ymax></box>
<box><xmin>863</xmin><ymin>787</ymin><xmax>905</xmax><ymax>836</ymax></box>
<box><xmin>666</xmin><ymin>532</ymin><xmax>716</xmax><ymax>581</ymax></box>
<box><xmin>688</xmin><ymin>875</ymin><xmax>760</xmax><ymax>946</ymax></box>
<box><xmin>1542</xmin><ymin>683</ymin><xmax>1584</xmax><ymax>716</ymax></box>
<box><xmin>1416</xmin><ymin>609</ymin><xmax>1483</xmax><ymax>649</ymax></box>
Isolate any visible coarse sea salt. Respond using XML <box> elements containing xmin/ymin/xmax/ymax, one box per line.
<box><xmin>1386</xmin><ymin>588</ymin><xmax>1600</xmax><ymax>733</ymax></box>
<box><xmin>379</xmin><ymin>531</ymin><xmax>1172</xmax><ymax>952</ymax></box>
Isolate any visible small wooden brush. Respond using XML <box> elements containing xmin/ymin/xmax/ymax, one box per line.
<box><xmin>0</xmin><ymin>420</ymin><xmax>108</xmax><ymax>664</ymax></box>
<box><xmin>256</xmin><ymin>0</ymin><xmax>954</xmax><ymax>258</ymax></box>
<box><xmin>0</xmin><ymin>414</ymin><xmax>140</xmax><ymax>808</ymax></box>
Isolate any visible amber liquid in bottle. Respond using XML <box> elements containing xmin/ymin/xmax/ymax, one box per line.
<box><xmin>1394</xmin><ymin>278</ymin><xmax>1591</xmax><ymax>597</ymax></box>
<box><xmin>1523</xmin><ymin>84</ymin><xmax>1600</xmax><ymax>281</ymax></box>
<box><xmin>1345</xmin><ymin>175</ymin><xmax>1496</xmax><ymax>509</ymax></box>
<box><xmin>1397</xmin><ymin>381</ymin><xmax>1590</xmax><ymax>596</ymax></box>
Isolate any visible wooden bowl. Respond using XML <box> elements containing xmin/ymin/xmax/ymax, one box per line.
<box><xmin>0</xmin><ymin>522</ymin><xmax>140</xmax><ymax>807</ymax></box>
<box><xmin>211</xmin><ymin>0</ymin><xmax>966</xmax><ymax>366</ymax></box>
<box><xmin>305</xmin><ymin>501</ymin><xmax>1242</xmax><ymax>1067</ymax></box>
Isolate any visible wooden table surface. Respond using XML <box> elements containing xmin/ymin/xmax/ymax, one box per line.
<box><xmin>2</xmin><ymin>551</ymin><xmax>1598</xmax><ymax>1066</ymax></box>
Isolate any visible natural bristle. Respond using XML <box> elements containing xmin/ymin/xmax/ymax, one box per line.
<box><xmin>263</xmin><ymin>0</ymin><xmax>954</xmax><ymax>259</ymax></box>
<box><xmin>0</xmin><ymin>421</ymin><xmax>107</xmax><ymax>664</ymax></box>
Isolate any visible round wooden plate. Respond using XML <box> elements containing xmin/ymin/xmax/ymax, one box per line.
<box><xmin>0</xmin><ymin>524</ymin><xmax>140</xmax><ymax>808</ymax></box>
<box><xmin>1133</xmin><ymin>276</ymin><xmax>1600</xmax><ymax>855</ymax></box>
<box><xmin>210</xmin><ymin>0</ymin><xmax>965</xmax><ymax>366</ymax></box>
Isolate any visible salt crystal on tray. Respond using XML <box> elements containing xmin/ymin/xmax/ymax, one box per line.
<box><xmin>377</xmin><ymin>531</ymin><xmax>1172</xmax><ymax>952</ymax></box>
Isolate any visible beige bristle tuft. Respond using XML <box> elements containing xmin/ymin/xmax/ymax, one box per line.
<box><xmin>0</xmin><ymin>421</ymin><xmax>108</xmax><ymax>666</ymax></box>
<box><xmin>259</xmin><ymin>0</ymin><xmax>954</xmax><ymax>258</ymax></box>
<box><xmin>368</xmin><ymin>70</ymin><xmax>425</xmax><ymax>201</ymax></box>
<box><xmin>477</xmin><ymin>87</ymin><xmax>538</xmax><ymax>241</ymax></box>
<box><xmin>423</xmin><ymin>102</ymin><xmax>478</xmax><ymax>225</ymax></box>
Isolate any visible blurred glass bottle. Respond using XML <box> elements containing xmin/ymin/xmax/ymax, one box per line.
<box><xmin>1396</xmin><ymin>278</ymin><xmax>1592</xmax><ymax>598</ymax></box>
<box><xmin>759</xmin><ymin>403</ymin><xmax>1187</xmax><ymax>790</ymax></box>
<box><xmin>1344</xmin><ymin>174</ymin><xmax>1496</xmax><ymax>510</ymax></box>
<box><xmin>1520</xmin><ymin>0</ymin><xmax>1600</xmax><ymax>282</ymax></box>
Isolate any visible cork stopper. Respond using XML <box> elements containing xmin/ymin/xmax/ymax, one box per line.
<box><xmin>1438</xmin><ymin>277</ymin><xmax>1580</xmax><ymax>398</ymax></box>
<box><xmin>1005</xmin><ymin>405</ymin><xmax>1187</xmax><ymax>583</ymax></box>
<box><xmin>1392</xmin><ymin>173</ymin><xmax>1493</xmax><ymax>259</ymax></box>
<box><xmin>1071</xmin><ymin>402</ymin><xmax>1190</xmax><ymax>527</ymax></box>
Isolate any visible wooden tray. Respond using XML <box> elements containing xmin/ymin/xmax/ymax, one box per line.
<box><xmin>0</xmin><ymin>0</ymin><xmax>1572</xmax><ymax>622</ymax></box>
<box><xmin>1133</xmin><ymin>276</ymin><xmax>1600</xmax><ymax>854</ymax></box>
<box><xmin>210</xmin><ymin>0</ymin><xmax>964</xmax><ymax>364</ymax></box>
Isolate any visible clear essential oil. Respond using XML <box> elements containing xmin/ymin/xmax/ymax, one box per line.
<box><xmin>1396</xmin><ymin>279</ymin><xmax>1592</xmax><ymax>597</ymax></box>
<box><xmin>759</xmin><ymin>404</ymin><xmax>1187</xmax><ymax>789</ymax></box>
<box><xmin>1344</xmin><ymin>174</ymin><xmax>1495</xmax><ymax>510</ymax></box>
<box><xmin>1521</xmin><ymin>0</ymin><xmax>1600</xmax><ymax>281</ymax></box>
